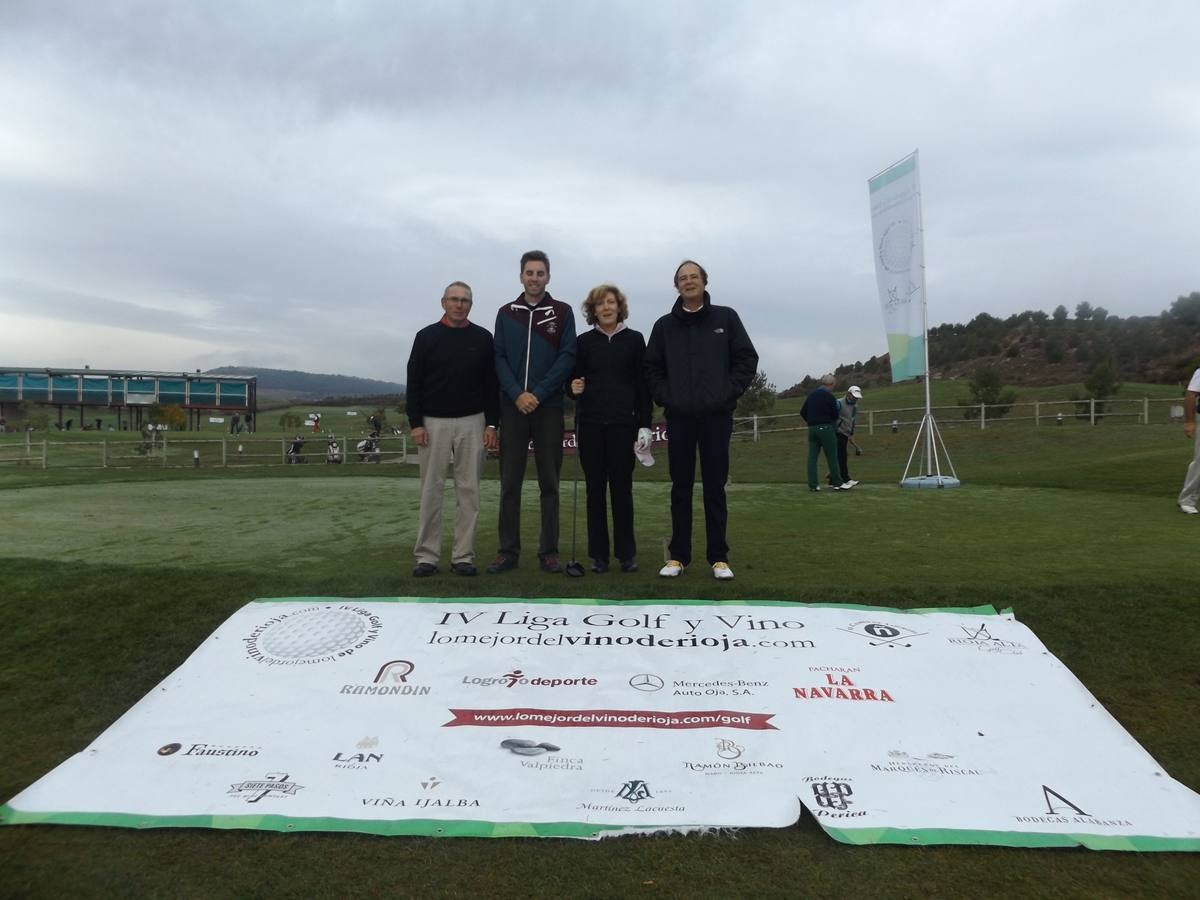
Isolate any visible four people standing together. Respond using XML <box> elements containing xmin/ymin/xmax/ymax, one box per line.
<box><xmin>405</xmin><ymin>250</ymin><xmax>812</xmax><ymax>582</ymax></box>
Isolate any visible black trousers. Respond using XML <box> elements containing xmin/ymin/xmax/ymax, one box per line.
<box><xmin>577</xmin><ymin>422</ymin><xmax>637</xmax><ymax>564</ymax></box>
<box><xmin>666</xmin><ymin>414</ymin><xmax>732</xmax><ymax>567</ymax></box>
<box><xmin>837</xmin><ymin>433</ymin><xmax>851</xmax><ymax>483</ymax></box>
<box><xmin>497</xmin><ymin>404</ymin><xmax>564</xmax><ymax>560</ymax></box>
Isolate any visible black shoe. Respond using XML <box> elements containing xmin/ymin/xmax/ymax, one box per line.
<box><xmin>486</xmin><ymin>555</ymin><xmax>517</xmax><ymax>574</ymax></box>
<box><xmin>619</xmin><ymin>558</ymin><xmax>638</xmax><ymax>573</ymax></box>
<box><xmin>412</xmin><ymin>563</ymin><xmax>439</xmax><ymax>577</ymax></box>
<box><xmin>591</xmin><ymin>559</ymin><xmax>609</xmax><ymax>574</ymax></box>
<box><xmin>539</xmin><ymin>555</ymin><xmax>562</xmax><ymax>574</ymax></box>
<box><xmin>451</xmin><ymin>562</ymin><xmax>478</xmax><ymax>576</ymax></box>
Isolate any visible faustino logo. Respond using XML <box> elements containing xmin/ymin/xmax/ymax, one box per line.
<box><xmin>244</xmin><ymin>605</ymin><xmax>383</xmax><ymax>666</ymax></box>
<box><xmin>340</xmin><ymin>659</ymin><xmax>431</xmax><ymax>697</ymax></box>
<box><xmin>461</xmin><ymin>669</ymin><xmax>599</xmax><ymax>689</ymax></box>
<box><xmin>157</xmin><ymin>741</ymin><xmax>261</xmax><ymax>758</ymax></box>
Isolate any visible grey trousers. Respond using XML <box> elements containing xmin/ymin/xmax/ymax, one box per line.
<box><xmin>1179</xmin><ymin>427</ymin><xmax>1200</xmax><ymax>506</ymax></box>
<box><xmin>497</xmin><ymin>404</ymin><xmax>563</xmax><ymax>560</ymax></box>
<box><xmin>413</xmin><ymin>413</ymin><xmax>486</xmax><ymax>566</ymax></box>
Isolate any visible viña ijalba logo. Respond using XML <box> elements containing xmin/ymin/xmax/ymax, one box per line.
<box><xmin>228</xmin><ymin>772</ymin><xmax>304</xmax><ymax>803</ymax></box>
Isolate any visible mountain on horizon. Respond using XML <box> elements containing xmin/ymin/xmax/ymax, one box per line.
<box><xmin>205</xmin><ymin>366</ymin><xmax>405</xmax><ymax>401</ymax></box>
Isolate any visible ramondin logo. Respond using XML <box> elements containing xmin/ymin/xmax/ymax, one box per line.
<box><xmin>340</xmin><ymin>659</ymin><xmax>430</xmax><ymax>697</ymax></box>
<box><xmin>374</xmin><ymin>660</ymin><xmax>414</xmax><ymax>684</ymax></box>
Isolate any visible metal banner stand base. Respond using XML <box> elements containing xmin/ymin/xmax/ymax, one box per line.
<box><xmin>899</xmin><ymin>413</ymin><xmax>960</xmax><ymax>489</ymax></box>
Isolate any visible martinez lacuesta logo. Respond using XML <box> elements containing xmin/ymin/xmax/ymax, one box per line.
<box><xmin>244</xmin><ymin>605</ymin><xmax>383</xmax><ymax>666</ymax></box>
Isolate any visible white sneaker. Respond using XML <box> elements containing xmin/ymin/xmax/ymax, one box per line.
<box><xmin>845</xmin><ymin>480</ymin><xmax>859</xmax><ymax>488</ymax></box>
<box><xmin>1180</xmin><ymin>503</ymin><xmax>1199</xmax><ymax>515</ymax></box>
<box><xmin>659</xmin><ymin>560</ymin><xmax>685</xmax><ymax>577</ymax></box>
<box><xmin>712</xmin><ymin>562</ymin><xmax>735</xmax><ymax>580</ymax></box>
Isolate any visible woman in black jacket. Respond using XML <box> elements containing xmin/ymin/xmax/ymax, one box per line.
<box><xmin>569</xmin><ymin>284</ymin><xmax>653</xmax><ymax>573</ymax></box>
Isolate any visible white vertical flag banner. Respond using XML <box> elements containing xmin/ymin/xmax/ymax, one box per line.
<box><xmin>868</xmin><ymin>151</ymin><xmax>926</xmax><ymax>382</ymax></box>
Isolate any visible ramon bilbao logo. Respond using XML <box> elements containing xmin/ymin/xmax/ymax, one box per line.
<box><xmin>244</xmin><ymin>604</ymin><xmax>383</xmax><ymax>666</ymax></box>
<box><xmin>682</xmin><ymin>739</ymin><xmax>785</xmax><ymax>775</ymax></box>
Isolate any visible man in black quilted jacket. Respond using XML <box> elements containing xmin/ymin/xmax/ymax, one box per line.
<box><xmin>644</xmin><ymin>260</ymin><xmax>758</xmax><ymax>581</ymax></box>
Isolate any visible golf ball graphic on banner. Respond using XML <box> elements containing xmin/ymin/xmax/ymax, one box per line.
<box><xmin>244</xmin><ymin>605</ymin><xmax>383</xmax><ymax>665</ymax></box>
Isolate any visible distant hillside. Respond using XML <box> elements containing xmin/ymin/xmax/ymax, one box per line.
<box><xmin>206</xmin><ymin>367</ymin><xmax>405</xmax><ymax>403</ymax></box>
<box><xmin>781</xmin><ymin>290</ymin><xmax>1200</xmax><ymax>396</ymax></box>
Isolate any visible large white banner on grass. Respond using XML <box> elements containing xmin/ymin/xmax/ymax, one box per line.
<box><xmin>3</xmin><ymin>598</ymin><xmax>1198</xmax><ymax>849</ymax></box>
<box><xmin>869</xmin><ymin>151</ymin><xmax>926</xmax><ymax>382</ymax></box>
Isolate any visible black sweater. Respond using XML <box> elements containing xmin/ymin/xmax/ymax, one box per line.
<box><xmin>800</xmin><ymin>387</ymin><xmax>839</xmax><ymax>426</ymax></box>
<box><xmin>569</xmin><ymin>326</ymin><xmax>652</xmax><ymax>428</ymax></box>
<box><xmin>406</xmin><ymin>321</ymin><xmax>500</xmax><ymax>428</ymax></box>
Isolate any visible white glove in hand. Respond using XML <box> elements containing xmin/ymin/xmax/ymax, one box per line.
<box><xmin>636</xmin><ymin>428</ymin><xmax>652</xmax><ymax>452</ymax></box>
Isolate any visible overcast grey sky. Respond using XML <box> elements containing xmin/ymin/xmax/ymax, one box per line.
<box><xmin>1</xmin><ymin>1</ymin><xmax>1197</xmax><ymax>388</ymax></box>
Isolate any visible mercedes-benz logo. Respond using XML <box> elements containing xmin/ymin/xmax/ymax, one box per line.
<box><xmin>629</xmin><ymin>673</ymin><xmax>664</xmax><ymax>692</ymax></box>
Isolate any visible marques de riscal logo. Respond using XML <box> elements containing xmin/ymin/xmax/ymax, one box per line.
<box><xmin>838</xmin><ymin>621</ymin><xmax>926</xmax><ymax>648</ymax></box>
<box><xmin>872</xmin><ymin>750</ymin><xmax>990</xmax><ymax>778</ymax></box>
<box><xmin>947</xmin><ymin>623</ymin><xmax>1028</xmax><ymax>655</ymax></box>
<box><xmin>244</xmin><ymin>605</ymin><xmax>382</xmax><ymax>666</ymax></box>
<box><xmin>340</xmin><ymin>659</ymin><xmax>431</xmax><ymax>697</ymax></box>
<box><xmin>461</xmin><ymin>668</ymin><xmax>598</xmax><ymax>689</ymax></box>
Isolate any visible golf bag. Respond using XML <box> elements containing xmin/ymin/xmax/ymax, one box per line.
<box><xmin>326</xmin><ymin>436</ymin><xmax>343</xmax><ymax>464</ymax></box>
<box><xmin>356</xmin><ymin>431</ymin><xmax>382</xmax><ymax>463</ymax></box>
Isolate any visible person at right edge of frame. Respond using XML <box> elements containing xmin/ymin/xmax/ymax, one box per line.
<box><xmin>489</xmin><ymin>250</ymin><xmax>578</xmax><ymax>574</ymax></box>
<box><xmin>644</xmin><ymin>260</ymin><xmax>758</xmax><ymax>581</ymax></box>
<box><xmin>1177</xmin><ymin>364</ymin><xmax>1200</xmax><ymax>515</ymax></box>
<box><xmin>801</xmin><ymin>374</ymin><xmax>854</xmax><ymax>493</ymax></box>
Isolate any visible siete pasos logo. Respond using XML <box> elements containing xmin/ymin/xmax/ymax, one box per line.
<box><xmin>793</xmin><ymin>672</ymin><xmax>895</xmax><ymax>702</ymax></box>
<box><xmin>228</xmin><ymin>772</ymin><xmax>304</xmax><ymax>803</ymax></box>
<box><xmin>1013</xmin><ymin>785</ymin><xmax>1132</xmax><ymax>828</ymax></box>
<box><xmin>947</xmin><ymin>623</ymin><xmax>1028</xmax><ymax>655</ymax></box>
<box><xmin>838</xmin><ymin>621</ymin><xmax>926</xmax><ymax>648</ymax></box>
<box><xmin>158</xmin><ymin>741</ymin><xmax>261</xmax><ymax>758</ymax></box>
<box><xmin>461</xmin><ymin>669</ymin><xmax>598</xmax><ymax>689</ymax></box>
<box><xmin>244</xmin><ymin>604</ymin><xmax>383</xmax><ymax>666</ymax></box>
<box><xmin>340</xmin><ymin>659</ymin><xmax>431</xmax><ymax>697</ymax></box>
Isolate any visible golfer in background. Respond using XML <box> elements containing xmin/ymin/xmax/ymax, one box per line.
<box><xmin>831</xmin><ymin>385</ymin><xmax>863</xmax><ymax>487</ymax></box>
<box><xmin>569</xmin><ymin>284</ymin><xmax>652</xmax><ymax>573</ymax></box>
<box><xmin>801</xmin><ymin>374</ymin><xmax>852</xmax><ymax>492</ymax></box>
<box><xmin>645</xmin><ymin>260</ymin><xmax>758</xmax><ymax>581</ymax></box>
<box><xmin>406</xmin><ymin>281</ymin><xmax>499</xmax><ymax>577</ymax></box>
<box><xmin>1178</xmin><ymin>364</ymin><xmax>1200</xmax><ymax>515</ymax></box>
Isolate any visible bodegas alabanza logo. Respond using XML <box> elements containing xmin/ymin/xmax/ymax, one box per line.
<box><xmin>244</xmin><ymin>604</ymin><xmax>383</xmax><ymax>666</ymax></box>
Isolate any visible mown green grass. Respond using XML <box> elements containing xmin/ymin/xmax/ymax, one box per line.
<box><xmin>1</xmin><ymin>422</ymin><xmax>1198</xmax><ymax>898</ymax></box>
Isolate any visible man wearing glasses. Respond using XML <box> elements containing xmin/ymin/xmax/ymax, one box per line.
<box><xmin>406</xmin><ymin>281</ymin><xmax>500</xmax><ymax>577</ymax></box>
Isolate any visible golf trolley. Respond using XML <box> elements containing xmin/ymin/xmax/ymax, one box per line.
<box><xmin>356</xmin><ymin>431</ymin><xmax>382</xmax><ymax>463</ymax></box>
<box><xmin>325</xmin><ymin>436</ymin><xmax>343</xmax><ymax>464</ymax></box>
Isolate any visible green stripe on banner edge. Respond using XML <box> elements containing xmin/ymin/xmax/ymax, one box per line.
<box><xmin>868</xmin><ymin>154</ymin><xmax>917</xmax><ymax>193</ymax></box>
<box><xmin>0</xmin><ymin>804</ymin><xmax>663</xmax><ymax>839</ymax></box>
<box><xmin>817</xmin><ymin>822</ymin><xmax>1200</xmax><ymax>852</ymax></box>
<box><xmin>251</xmin><ymin>597</ymin><xmax>1002</xmax><ymax>617</ymax></box>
